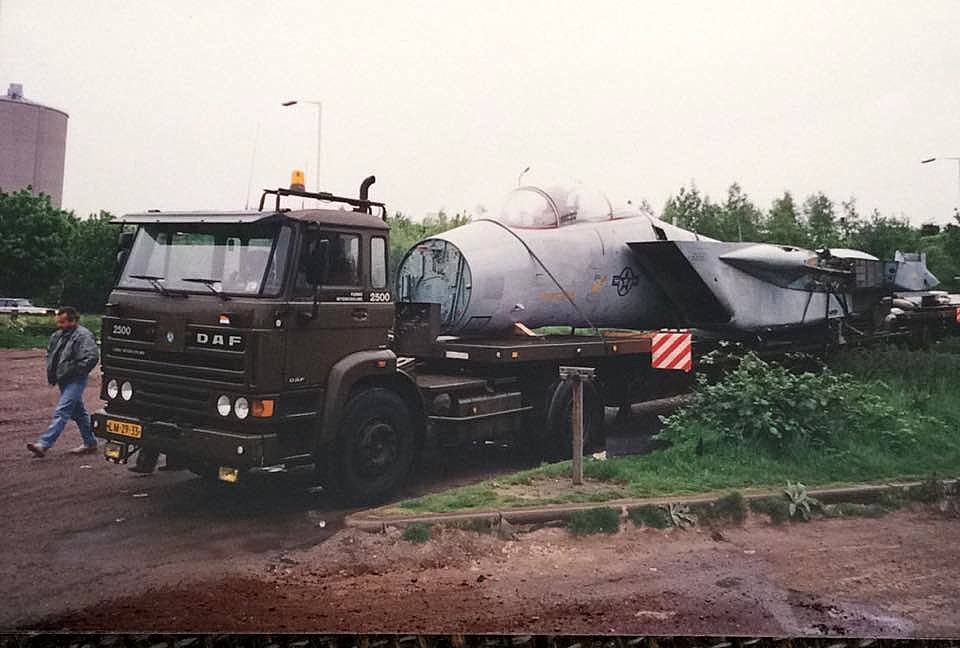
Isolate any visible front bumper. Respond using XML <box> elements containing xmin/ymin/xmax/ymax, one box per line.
<box><xmin>91</xmin><ymin>410</ymin><xmax>279</xmax><ymax>468</ymax></box>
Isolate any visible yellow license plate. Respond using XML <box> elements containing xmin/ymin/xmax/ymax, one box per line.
<box><xmin>106</xmin><ymin>419</ymin><xmax>142</xmax><ymax>439</ymax></box>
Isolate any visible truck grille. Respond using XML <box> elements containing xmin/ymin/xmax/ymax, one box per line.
<box><xmin>106</xmin><ymin>346</ymin><xmax>247</xmax><ymax>384</ymax></box>
<box><xmin>134</xmin><ymin>378</ymin><xmax>209</xmax><ymax>414</ymax></box>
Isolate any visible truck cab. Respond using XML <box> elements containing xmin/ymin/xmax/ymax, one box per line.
<box><xmin>93</xmin><ymin>179</ymin><xmax>423</xmax><ymax>501</ymax></box>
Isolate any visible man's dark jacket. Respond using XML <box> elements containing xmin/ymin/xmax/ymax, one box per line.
<box><xmin>46</xmin><ymin>325</ymin><xmax>99</xmax><ymax>386</ymax></box>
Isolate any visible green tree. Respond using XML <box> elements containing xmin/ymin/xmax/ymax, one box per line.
<box><xmin>0</xmin><ymin>189</ymin><xmax>74</xmax><ymax>303</ymax></box>
<box><xmin>846</xmin><ymin>209</ymin><xmax>920</xmax><ymax>260</ymax></box>
<box><xmin>662</xmin><ymin>183</ymin><xmax>724</xmax><ymax>238</ymax></box>
<box><xmin>762</xmin><ymin>191</ymin><xmax>808</xmax><ymax>247</ymax></box>
<box><xmin>60</xmin><ymin>211</ymin><xmax>120</xmax><ymax>312</ymax></box>
<box><xmin>718</xmin><ymin>183</ymin><xmax>763</xmax><ymax>242</ymax></box>
<box><xmin>802</xmin><ymin>192</ymin><xmax>840</xmax><ymax>248</ymax></box>
<box><xmin>838</xmin><ymin>197</ymin><xmax>861</xmax><ymax>244</ymax></box>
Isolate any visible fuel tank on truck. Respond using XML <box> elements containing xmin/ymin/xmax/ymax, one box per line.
<box><xmin>396</xmin><ymin>184</ymin><xmax>706</xmax><ymax>336</ymax></box>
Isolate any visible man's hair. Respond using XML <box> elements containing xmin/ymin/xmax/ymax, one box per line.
<box><xmin>56</xmin><ymin>306</ymin><xmax>79</xmax><ymax>321</ymax></box>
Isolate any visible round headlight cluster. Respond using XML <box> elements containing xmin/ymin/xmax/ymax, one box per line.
<box><xmin>120</xmin><ymin>381</ymin><xmax>134</xmax><ymax>401</ymax></box>
<box><xmin>234</xmin><ymin>397</ymin><xmax>250</xmax><ymax>420</ymax></box>
<box><xmin>216</xmin><ymin>395</ymin><xmax>232</xmax><ymax>417</ymax></box>
<box><xmin>106</xmin><ymin>379</ymin><xmax>119</xmax><ymax>399</ymax></box>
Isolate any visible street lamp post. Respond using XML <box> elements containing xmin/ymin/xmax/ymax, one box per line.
<box><xmin>518</xmin><ymin>166</ymin><xmax>530</xmax><ymax>187</ymax></box>
<box><xmin>282</xmin><ymin>100</ymin><xmax>323</xmax><ymax>192</ymax></box>
<box><xmin>921</xmin><ymin>156</ymin><xmax>960</xmax><ymax>220</ymax></box>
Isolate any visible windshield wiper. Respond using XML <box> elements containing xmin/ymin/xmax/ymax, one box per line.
<box><xmin>128</xmin><ymin>274</ymin><xmax>180</xmax><ymax>297</ymax></box>
<box><xmin>181</xmin><ymin>277</ymin><xmax>231</xmax><ymax>301</ymax></box>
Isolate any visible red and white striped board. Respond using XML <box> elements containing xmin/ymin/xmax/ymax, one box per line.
<box><xmin>651</xmin><ymin>331</ymin><xmax>693</xmax><ymax>372</ymax></box>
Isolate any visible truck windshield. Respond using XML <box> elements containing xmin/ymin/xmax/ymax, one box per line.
<box><xmin>118</xmin><ymin>223</ymin><xmax>291</xmax><ymax>296</ymax></box>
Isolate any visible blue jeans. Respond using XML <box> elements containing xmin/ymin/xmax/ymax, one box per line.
<box><xmin>38</xmin><ymin>375</ymin><xmax>96</xmax><ymax>450</ymax></box>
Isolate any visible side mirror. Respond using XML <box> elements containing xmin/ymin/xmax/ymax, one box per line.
<box><xmin>118</xmin><ymin>230</ymin><xmax>135</xmax><ymax>250</ymax></box>
<box><xmin>304</xmin><ymin>240</ymin><xmax>329</xmax><ymax>286</ymax></box>
<box><xmin>115</xmin><ymin>249</ymin><xmax>129</xmax><ymax>275</ymax></box>
<box><xmin>300</xmin><ymin>240</ymin><xmax>329</xmax><ymax>321</ymax></box>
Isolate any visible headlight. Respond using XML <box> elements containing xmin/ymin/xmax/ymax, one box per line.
<box><xmin>120</xmin><ymin>381</ymin><xmax>133</xmax><ymax>401</ymax></box>
<box><xmin>106</xmin><ymin>379</ymin><xmax>119</xmax><ymax>399</ymax></box>
<box><xmin>216</xmin><ymin>395</ymin><xmax>232</xmax><ymax>417</ymax></box>
<box><xmin>234</xmin><ymin>397</ymin><xmax>250</xmax><ymax>420</ymax></box>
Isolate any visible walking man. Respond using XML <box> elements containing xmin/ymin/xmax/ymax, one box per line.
<box><xmin>27</xmin><ymin>306</ymin><xmax>100</xmax><ymax>457</ymax></box>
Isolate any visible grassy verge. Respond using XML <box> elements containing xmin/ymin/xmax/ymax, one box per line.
<box><xmin>0</xmin><ymin>314</ymin><xmax>103</xmax><ymax>349</ymax></box>
<box><xmin>393</xmin><ymin>343</ymin><xmax>960</xmax><ymax>515</ymax></box>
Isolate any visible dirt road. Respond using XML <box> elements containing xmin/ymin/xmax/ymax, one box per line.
<box><xmin>2</xmin><ymin>349</ymin><xmax>959</xmax><ymax>637</ymax></box>
<box><xmin>0</xmin><ymin>349</ymin><xmax>539</xmax><ymax>629</ymax></box>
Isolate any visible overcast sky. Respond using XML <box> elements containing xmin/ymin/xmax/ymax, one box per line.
<box><xmin>2</xmin><ymin>1</ymin><xmax>959</xmax><ymax>224</ymax></box>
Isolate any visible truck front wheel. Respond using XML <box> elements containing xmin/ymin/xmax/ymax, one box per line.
<box><xmin>331</xmin><ymin>387</ymin><xmax>416</xmax><ymax>505</ymax></box>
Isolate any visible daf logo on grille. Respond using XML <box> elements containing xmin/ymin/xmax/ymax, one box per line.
<box><xmin>193</xmin><ymin>330</ymin><xmax>245</xmax><ymax>351</ymax></box>
<box><xmin>165</xmin><ymin>331</ymin><xmax>175</xmax><ymax>343</ymax></box>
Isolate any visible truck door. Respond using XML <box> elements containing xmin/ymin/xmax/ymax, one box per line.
<box><xmin>285</xmin><ymin>229</ymin><xmax>393</xmax><ymax>388</ymax></box>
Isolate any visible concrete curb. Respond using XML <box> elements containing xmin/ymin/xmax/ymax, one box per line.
<box><xmin>344</xmin><ymin>479</ymin><xmax>957</xmax><ymax>532</ymax></box>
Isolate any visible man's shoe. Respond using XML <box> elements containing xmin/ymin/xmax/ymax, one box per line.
<box><xmin>27</xmin><ymin>443</ymin><xmax>46</xmax><ymax>458</ymax></box>
<box><xmin>69</xmin><ymin>444</ymin><xmax>98</xmax><ymax>455</ymax></box>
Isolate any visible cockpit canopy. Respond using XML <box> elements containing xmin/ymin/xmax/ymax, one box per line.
<box><xmin>496</xmin><ymin>185</ymin><xmax>632</xmax><ymax>229</ymax></box>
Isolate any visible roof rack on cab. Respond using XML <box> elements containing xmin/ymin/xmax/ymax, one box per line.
<box><xmin>259</xmin><ymin>175</ymin><xmax>386</xmax><ymax>221</ymax></box>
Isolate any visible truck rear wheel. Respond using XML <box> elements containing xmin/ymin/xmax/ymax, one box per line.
<box><xmin>331</xmin><ymin>387</ymin><xmax>416</xmax><ymax>505</ymax></box>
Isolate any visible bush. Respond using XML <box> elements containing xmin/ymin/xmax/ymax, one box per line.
<box><xmin>402</xmin><ymin>522</ymin><xmax>433</xmax><ymax>544</ymax></box>
<box><xmin>627</xmin><ymin>504</ymin><xmax>670</xmax><ymax>529</ymax></box>
<box><xmin>659</xmin><ymin>353</ymin><xmax>918</xmax><ymax>457</ymax></box>
<box><xmin>749</xmin><ymin>496</ymin><xmax>791</xmax><ymax>525</ymax></box>
<box><xmin>700</xmin><ymin>491</ymin><xmax>747</xmax><ymax>526</ymax></box>
<box><xmin>566</xmin><ymin>507</ymin><xmax>620</xmax><ymax>535</ymax></box>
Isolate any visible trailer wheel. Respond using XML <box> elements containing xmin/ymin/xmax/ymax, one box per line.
<box><xmin>332</xmin><ymin>387</ymin><xmax>416</xmax><ymax>505</ymax></box>
<box><xmin>541</xmin><ymin>379</ymin><xmax>604</xmax><ymax>462</ymax></box>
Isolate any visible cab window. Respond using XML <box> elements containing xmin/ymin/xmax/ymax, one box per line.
<box><xmin>371</xmin><ymin>236</ymin><xmax>387</xmax><ymax>289</ymax></box>
<box><xmin>294</xmin><ymin>231</ymin><xmax>361</xmax><ymax>298</ymax></box>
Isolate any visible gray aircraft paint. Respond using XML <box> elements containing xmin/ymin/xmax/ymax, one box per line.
<box><xmin>397</xmin><ymin>185</ymin><xmax>705</xmax><ymax>335</ymax></box>
<box><xmin>397</xmin><ymin>185</ymin><xmax>942</xmax><ymax>336</ymax></box>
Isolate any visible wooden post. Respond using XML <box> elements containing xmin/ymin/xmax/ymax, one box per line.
<box><xmin>571</xmin><ymin>376</ymin><xmax>584</xmax><ymax>485</ymax></box>
<box><xmin>559</xmin><ymin>366</ymin><xmax>596</xmax><ymax>486</ymax></box>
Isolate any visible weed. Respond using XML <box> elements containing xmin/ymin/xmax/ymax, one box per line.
<box><xmin>785</xmin><ymin>481</ymin><xmax>820</xmax><ymax>521</ymax></box>
<box><xmin>627</xmin><ymin>504</ymin><xmax>670</xmax><ymax>529</ymax></box>
<box><xmin>402</xmin><ymin>522</ymin><xmax>433</xmax><ymax>544</ymax></box>
<box><xmin>666</xmin><ymin>503</ymin><xmax>697</xmax><ymax>528</ymax></box>
<box><xmin>749</xmin><ymin>496</ymin><xmax>791</xmax><ymax>525</ymax></box>
<box><xmin>566</xmin><ymin>507</ymin><xmax>620</xmax><ymax>535</ymax></box>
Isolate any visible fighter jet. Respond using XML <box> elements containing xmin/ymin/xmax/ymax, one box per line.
<box><xmin>396</xmin><ymin>184</ymin><xmax>939</xmax><ymax>336</ymax></box>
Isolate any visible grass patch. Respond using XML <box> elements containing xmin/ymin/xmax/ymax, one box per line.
<box><xmin>0</xmin><ymin>314</ymin><xmax>103</xmax><ymax>349</ymax></box>
<box><xmin>402</xmin><ymin>522</ymin><xmax>433</xmax><ymax>544</ymax></box>
<box><xmin>566</xmin><ymin>507</ymin><xmax>620</xmax><ymax>535</ymax></box>
<box><xmin>627</xmin><ymin>504</ymin><xmax>670</xmax><ymax>529</ymax></box>
<box><xmin>391</xmin><ymin>347</ymin><xmax>960</xmax><ymax>516</ymax></box>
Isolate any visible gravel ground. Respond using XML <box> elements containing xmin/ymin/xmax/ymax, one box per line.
<box><xmin>2</xmin><ymin>349</ymin><xmax>958</xmax><ymax>637</ymax></box>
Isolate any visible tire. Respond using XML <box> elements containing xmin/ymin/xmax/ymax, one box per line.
<box><xmin>541</xmin><ymin>379</ymin><xmax>604</xmax><ymax>462</ymax></box>
<box><xmin>331</xmin><ymin>387</ymin><xmax>416</xmax><ymax>505</ymax></box>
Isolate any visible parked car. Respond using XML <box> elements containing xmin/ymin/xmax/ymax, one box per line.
<box><xmin>0</xmin><ymin>298</ymin><xmax>55</xmax><ymax>315</ymax></box>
